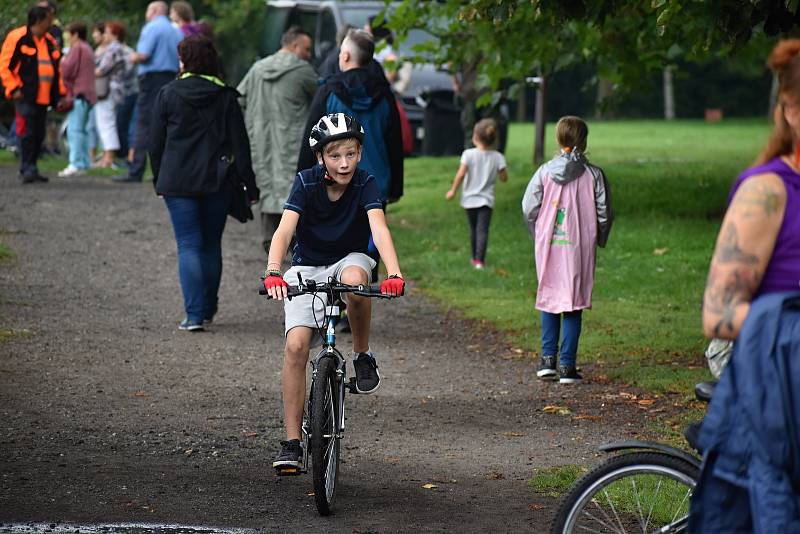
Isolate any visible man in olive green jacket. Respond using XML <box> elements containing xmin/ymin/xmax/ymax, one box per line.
<box><xmin>237</xmin><ymin>26</ymin><xmax>317</xmax><ymax>254</ymax></box>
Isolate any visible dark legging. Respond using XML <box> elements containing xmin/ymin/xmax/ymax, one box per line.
<box><xmin>466</xmin><ymin>206</ymin><xmax>492</xmax><ymax>262</ymax></box>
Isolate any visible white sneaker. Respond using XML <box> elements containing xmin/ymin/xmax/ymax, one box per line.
<box><xmin>58</xmin><ymin>165</ymin><xmax>85</xmax><ymax>177</ymax></box>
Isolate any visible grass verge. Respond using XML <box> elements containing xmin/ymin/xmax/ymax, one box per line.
<box><xmin>530</xmin><ymin>465</ymin><xmax>587</xmax><ymax>498</ymax></box>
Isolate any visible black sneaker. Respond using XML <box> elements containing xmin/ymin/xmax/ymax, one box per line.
<box><xmin>178</xmin><ymin>318</ymin><xmax>204</xmax><ymax>332</ymax></box>
<box><xmin>353</xmin><ymin>351</ymin><xmax>380</xmax><ymax>394</ymax></box>
<box><xmin>536</xmin><ymin>355</ymin><xmax>557</xmax><ymax>379</ymax></box>
<box><xmin>272</xmin><ymin>439</ymin><xmax>303</xmax><ymax>468</ymax></box>
<box><xmin>559</xmin><ymin>365</ymin><xmax>583</xmax><ymax>384</ymax></box>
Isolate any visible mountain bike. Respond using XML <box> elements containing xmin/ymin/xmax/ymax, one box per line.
<box><xmin>549</xmin><ymin>381</ymin><xmax>715</xmax><ymax>534</ymax></box>
<box><xmin>260</xmin><ymin>275</ymin><xmax>395</xmax><ymax>516</ymax></box>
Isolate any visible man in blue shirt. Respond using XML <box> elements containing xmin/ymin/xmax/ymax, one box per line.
<box><xmin>114</xmin><ymin>1</ymin><xmax>182</xmax><ymax>183</ymax></box>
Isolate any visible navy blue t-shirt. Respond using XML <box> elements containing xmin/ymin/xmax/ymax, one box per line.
<box><xmin>284</xmin><ymin>165</ymin><xmax>383</xmax><ymax>266</ymax></box>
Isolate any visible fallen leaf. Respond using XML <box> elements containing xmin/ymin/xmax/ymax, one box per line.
<box><xmin>574</xmin><ymin>414</ymin><xmax>602</xmax><ymax>422</ymax></box>
<box><xmin>619</xmin><ymin>392</ymin><xmax>637</xmax><ymax>399</ymax></box>
<box><xmin>383</xmin><ymin>456</ymin><xmax>401</xmax><ymax>464</ymax></box>
<box><xmin>487</xmin><ymin>471</ymin><xmax>505</xmax><ymax>480</ymax></box>
<box><xmin>512</xmin><ymin>347</ymin><xmax>524</xmax><ymax>354</ymax></box>
<box><xmin>133</xmin><ymin>391</ymin><xmax>147</xmax><ymax>397</ymax></box>
<box><xmin>543</xmin><ymin>405</ymin><xmax>572</xmax><ymax>415</ymax></box>
<box><xmin>494</xmin><ymin>268</ymin><xmax>509</xmax><ymax>277</ymax></box>
<box><xmin>637</xmin><ymin>399</ymin><xmax>655</xmax><ymax>406</ymax></box>
<box><xmin>653</xmin><ymin>247</ymin><xmax>669</xmax><ymax>256</ymax></box>
<box><xmin>502</xmin><ymin>431</ymin><xmax>524</xmax><ymax>438</ymax></box>
<box><xmin>422</xmin><ymin>483</ymin><xmax>437</xmax><ymax>489</ymax></box>
<box><xmin>243</xmin><ymin>431</ymin><xmax>258</xmax><ymax>438</ymax></box>
<box><xmin>529</xmin><ymin>503</ymin><xmax>547</xmax><ymax>511</ymax></box>
<box><xmin>420</xmin><ymin>398</ymin><xmax>428</xmax><ymax>405</ymax></box>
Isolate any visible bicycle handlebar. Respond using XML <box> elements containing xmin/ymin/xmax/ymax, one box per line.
<box><xmin>258</xmin><ymin>279</ymin><xmax>395</xmax><ymax>300</ymax></box>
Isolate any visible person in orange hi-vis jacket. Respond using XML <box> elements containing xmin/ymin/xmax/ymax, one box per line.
<box><xmin>0</xmin><ymin>5</ymin><xmax>66</xmax><ymax>183</ymax></box>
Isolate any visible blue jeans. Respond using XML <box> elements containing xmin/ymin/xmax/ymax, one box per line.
<box><xmin>67</xmin><ymin>98</ymin><xmax>91</xmax><ymax>169</ymax></box>
<box><xmin>87</xmin><ymin>106</ymin><xmax>97</xmax><ymax>152</ymax></box>
<box><xmin>164</xmin><ymin>188</ymin><xmax>231</xmax><ymax>323</ymax></box>
<box><xmin>541</xmin><ymin>310</ymin><xmax>582</xmax><ymax>366</ymax></box>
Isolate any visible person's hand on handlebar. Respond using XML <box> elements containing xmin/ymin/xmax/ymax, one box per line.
<box><xmin>380</xmin><ymin>274</ymin><xmax>405</xmax><ymax>297</ymax></box>
<box><xmin>264</xmin><ymin>270</ymin><xmax>289</xmax><ymax>300</ymax></box>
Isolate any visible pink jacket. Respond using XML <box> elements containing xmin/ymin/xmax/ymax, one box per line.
<box><xmin>60</xmin><ymin>40</ymin><xmax>95</xmax><ymax>104</ymax></box>
<box><xmin>522</xmin><ymin>150</ymin><xmax>613</xmax><ymax>313</ymax></box>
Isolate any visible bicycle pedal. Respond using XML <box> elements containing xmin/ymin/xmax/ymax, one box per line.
<box><xmin>275</xmin><ymin>465</ymin><xmax>303</xmax><ymax>476</ymax></box>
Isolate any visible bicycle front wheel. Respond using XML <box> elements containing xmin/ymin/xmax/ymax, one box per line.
<box><xmin>550</xmin><ymin>451</ymin><xmax>699</xmax><ymax>534</ymax></box>
<box><xmin>310</xmin><ymin>356</ymin><xmax>340</xmax><ymax>516</ymax></box>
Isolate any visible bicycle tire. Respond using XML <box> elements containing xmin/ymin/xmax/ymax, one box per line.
<box><xmin>550</xmin><ymin>451</ymin><xmax>699</xmax><ymax>534</ymax></box>
<box><xmin>310</xmin><ymin>356</ymin><xmax>340</xmax><ymax>516</ymax></box>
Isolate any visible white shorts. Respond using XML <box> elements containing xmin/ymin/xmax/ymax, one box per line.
<box><xmin>283</xmin><ymin>252</ymin><xmax>376</xmax><ymax>339</ymax></box>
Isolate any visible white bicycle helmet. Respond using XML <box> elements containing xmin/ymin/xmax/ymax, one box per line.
<box><xmin>309</xmin><ymin>113</ymin><xmax>365</xmax><ymax>151</ymax></box>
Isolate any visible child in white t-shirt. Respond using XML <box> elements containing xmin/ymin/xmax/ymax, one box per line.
<box><xmin>445</xmin><ymin>118</ymin><xmax>508</xmax><ymax>269</ymax></box>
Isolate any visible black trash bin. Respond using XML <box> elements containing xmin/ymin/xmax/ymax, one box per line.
<box><xmin>421</xmin><ymin>89</ymin><xmax>463</xmax><ymax>156</ymax></box>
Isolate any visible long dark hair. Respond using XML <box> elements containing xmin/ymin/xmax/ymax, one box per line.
<box><xmin>755</xmin><ymin>39</ymin><xmax>800</xmax><ymax>165</ymax></box>
<box><xmin>178</xmin><ymin>34</ymin><xmax>219</xmax><ymax>77</ymax></box>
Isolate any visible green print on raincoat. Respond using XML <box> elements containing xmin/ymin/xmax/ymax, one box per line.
<box><xmin>551</xmin><ymin>207</ymin><xmax>571</xmax><ymax>246</ymax></box>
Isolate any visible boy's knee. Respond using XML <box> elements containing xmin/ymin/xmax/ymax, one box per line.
<box><xmin>284</xmin><ymin>337</ymin><xmax>310</xmax><ymax>366</ymax></box>
<box><xmin>340</xmin><ymin>265</ymin><xmax>368</xmax><ymax>286</ymax></box>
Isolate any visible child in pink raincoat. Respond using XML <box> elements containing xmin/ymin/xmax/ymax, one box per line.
<box><xmin>521</xmin><ymin>116</ymin><xmax>613</xmax><ymax>383</ymax></box>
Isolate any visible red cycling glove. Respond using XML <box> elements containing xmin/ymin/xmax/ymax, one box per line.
<box><xmin>264</xmin><ymin>274</ymin><xmax>288</xmax><ymax>293</ymax></box>
<box><xmin>380</xmin><ymin>275</ymin><xmax>405</xmax><ymax>296</ymax></box>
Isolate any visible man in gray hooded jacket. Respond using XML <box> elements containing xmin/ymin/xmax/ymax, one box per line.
<box><xmin>238</xmin><ymin>26</ymin><xmax>317</xmax><ymax>254</ymax></box>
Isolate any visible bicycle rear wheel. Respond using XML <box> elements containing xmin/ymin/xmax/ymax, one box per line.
<box><xmin>310</xmin><ymin>356</ymin><xmax>340</xmax><ymax>516</ymax></box>
<box><xmin>550</xmin><ymin>451</ymin><xmax>699</xmax><ymax>534</ymax></box>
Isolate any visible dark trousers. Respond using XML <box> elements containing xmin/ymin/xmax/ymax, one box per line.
<box><xmin>466</xmin><ymin>206</ymin><xmax>492</xmax><ymax>262</ymax></box>
<box><xmin>128</xmin><ymin>71</ymin><xmax>175</xmax><ymax>179</ymax></box>
<box><xmin>14</xmin><ymin>101</ymin><xmax>48</xmax><ymax>178</ymax></box>
<box><xmin>116</xmin><ymin>92</ymin><xmax>138</xmax><ymax>156</ymax></box>
<box><xmin>260</xmin><ymin>212</ymin><xmax>284</xmax><ymax>255</ymax></box>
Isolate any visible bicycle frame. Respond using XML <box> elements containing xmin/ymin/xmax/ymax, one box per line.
<box><xmin>299</xmin><ymin>296</ymin><xmax>351</xmax><ymax>474</ymax></box>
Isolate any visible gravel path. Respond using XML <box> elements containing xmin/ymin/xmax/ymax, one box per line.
<box><xmin>0</xmin><ymin>166</ymin><xmax>653</xmax><ymax>532</ymax></box>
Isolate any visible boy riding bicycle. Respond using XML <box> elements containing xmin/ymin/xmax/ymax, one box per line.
<box><xmin>263</xmin><ymin>113</ymin><xmax>405</xmax><ymax>469</ymax></box>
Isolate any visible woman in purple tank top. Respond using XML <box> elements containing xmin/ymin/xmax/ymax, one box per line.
<box><xmin>702</xmin><ymin>39</ymin><xmax>800</xmax><ymax>340</ymax></box>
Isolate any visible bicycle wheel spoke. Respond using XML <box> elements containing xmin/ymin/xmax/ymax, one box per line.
<box><xmin>584</xmin><ymin>498</ymin><xmax>626</xmax><ymax>533</ymax></box>
<box><xmin>630</xmin><ymin>478</ymin><xmax>646</xmax><ymax>533</ymax></box>
<box><xmin>669</xmin><ymin>488</ymin><xmax>692</xmax><ymax>525</ymax></box>
<box><xmin>644</xmin><ymin>478</ymin><xmax>662</xmax><ymax>531</ymax></box>
<box><xmin>602</xmin><ymin>488</ymin><xmax>627</xmax><ymax>533</ymax></box>
<box><xmin>577</xmin><ymin>502</ymin><xmax>626</xmax><ymax>533</ymax></box>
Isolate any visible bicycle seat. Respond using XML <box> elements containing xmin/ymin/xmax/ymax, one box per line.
<box><xmin>694</xmin><ymin>381</ymin><xmax>717</xmax><ymax>403</ymax></box>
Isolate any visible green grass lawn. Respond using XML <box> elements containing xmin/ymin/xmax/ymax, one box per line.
<box><xmin>391</xmin><ymin>119</ymin><xmax>771</xmax><ymax>395</ymax></box>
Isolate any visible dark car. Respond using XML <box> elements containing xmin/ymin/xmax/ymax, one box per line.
<box><xmin>263</xmin><ymin>0</ymin><xmax>462</xmax><ymax>155</ymax></box>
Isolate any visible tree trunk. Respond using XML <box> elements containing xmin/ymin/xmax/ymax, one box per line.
<box><xmin>534</xmin><ymin>75</ymin><xmax>546</xmax><ymax>165</ymax></box>
<box><xmin>516</xmin><ymin>78</ymin><xmax>527</xmax><ymax>122</ymax></box>
<box><xmin>595</xmin><ymin>77</ymin><xmax>614</xmax><ymax>120</ymax></box>
<box><xmin>663</xmin><ymin>66</ymin><xmax>675</xmax><ymax>120</ymax></box>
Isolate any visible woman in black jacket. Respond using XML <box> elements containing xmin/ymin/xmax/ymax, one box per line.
<box><xmin>150</xmin><ymin>35</ymin><xmax>258</xmax><ymax>331</ymax></box>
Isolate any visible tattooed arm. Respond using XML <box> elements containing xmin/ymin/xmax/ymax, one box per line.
<box><xmin>702</xmin><ymin>172</ymin><xmax>787</xmax><ymax>339</ymax></box>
